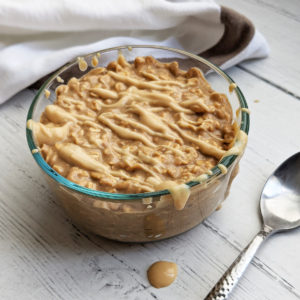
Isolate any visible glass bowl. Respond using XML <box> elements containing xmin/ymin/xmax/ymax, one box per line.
<box><xmin>26</xmin><ymin>45</ymin><xmax>249</xmax><ymax>242</ymax></box>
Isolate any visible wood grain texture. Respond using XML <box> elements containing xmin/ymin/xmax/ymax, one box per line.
<box><xmin>1</xmin><ymin>1</ymin><xmax>300</xmax><ymax>299</ymax></box>
<box><xmin>217</xmin><ymin>0</ymin><xmax>300</xmax><ymax>99</ymax></box>
<box><xmin>1</xmin><ymin>64</ymin><xmax>300</xmax><ymax>300</ymax></box>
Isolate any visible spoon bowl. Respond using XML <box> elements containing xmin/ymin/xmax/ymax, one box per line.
<box><xmin>205</xmin><ymin>152</ymin><xmax>300</xmax><ymax>300</ymax></box>
<box><xmin>261</xmin><ymin>152</ymin><xmax>300</xmax><ymax>231</ymax></box>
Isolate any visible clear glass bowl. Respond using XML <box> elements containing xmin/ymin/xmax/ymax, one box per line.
<box><xmin>26</xmin><ymin>45</ymin><xmax>249</xmax><ymax>242</ymax></box>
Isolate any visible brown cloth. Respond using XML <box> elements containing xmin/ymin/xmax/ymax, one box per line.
<box><xmin>201</xmin><ymin>6</ymin><xmax>255</xmax><ymax>66</ymax></box>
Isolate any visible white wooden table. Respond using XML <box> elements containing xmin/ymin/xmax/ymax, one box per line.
<box><xmin>1</xmin><ymin>1</ymin><xmax>300</xmax><ymax>299</ymax></box>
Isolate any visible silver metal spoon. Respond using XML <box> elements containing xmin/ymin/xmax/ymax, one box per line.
<box><xmin>205</xmin><ymin>152</ymin><xmax>300</xmax><ymax>300</ymax></box>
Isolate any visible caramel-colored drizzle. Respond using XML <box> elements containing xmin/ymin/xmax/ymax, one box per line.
<box><xmin>77</xmin><ymin>57</ymin><xmax>88</xmax><ymax>71</ymax></box>
<box><xmin>229</xmin><ymin>83</ymin><xmax>237</xmax><ymax>93</ymax></box>
<box><xmin>30</xmin><ymin>54</ymin><xmax>239</xmax><ymax>210</ymax></box>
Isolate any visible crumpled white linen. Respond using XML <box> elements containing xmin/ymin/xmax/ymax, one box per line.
<box><xmin>0</xmin><ymin>0</ymin><xmax>268</xmax><ymax>104</ymax></box>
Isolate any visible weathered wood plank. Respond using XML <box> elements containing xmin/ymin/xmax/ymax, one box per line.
<box><xmin>217</xmin><ymin>0</ymin><xmax>300</xmax><ymax>98</ymax></box>
<box><xmin>0</xmin><ymin>60</ymin><xmax>300</xmax><ymax>300</ymax></box>
<box><xmin>208</xmin><ymin>64</ymin><xmax>300</xmax><ymax>290</ymax></box>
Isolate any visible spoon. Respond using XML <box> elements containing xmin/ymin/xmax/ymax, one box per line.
<box><xmin>205</xmin><ymin>152</ymin><xmax>300</xmax><ymax>300</ymax></box>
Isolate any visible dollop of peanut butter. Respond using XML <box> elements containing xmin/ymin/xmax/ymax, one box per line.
<box><xmin>147</xmin><ymin>261</ymin><xmax>178</xmax><ymax>288</ymax></box>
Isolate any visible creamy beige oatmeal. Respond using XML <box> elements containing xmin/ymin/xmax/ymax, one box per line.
<box><xmin>28</xmin><ymin>54</ymin><xmax>236</xmax><ymax>201</ymax></box>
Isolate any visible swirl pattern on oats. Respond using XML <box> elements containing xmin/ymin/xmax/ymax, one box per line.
<box><xmin>28</xmin><ymin>54</ymin><xmax>236</xmax><ymax>195</ymax></box>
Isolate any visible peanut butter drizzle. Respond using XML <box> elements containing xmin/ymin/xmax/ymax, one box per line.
<box><xmin>44</xmin><ymin>89</ymin><xmax>50</xmax><ymax>99</ymax></box>
<box><xmin>147</xmin><ymin>261</ymin><xmax>178</xmax><ymax>289</ymax></box>
<box><xmin>30</xmin><ymin>54</ymin><xmax>238</xmax><ymax>210</ymax></box>
<box><xmin>241</xmin><ymin>108</ymin><xmax>250</xmax><ymax>114</ymax></box>
<box><xmin>218</xmin><ymin>163</ymin><xmax>228</xmax><ymax>174</ymax></box>
<box><xmin>155</xmin><ymin>181</ymin><xmax>191</xmax><ymax>210</ymax></box>
<box><xmin>77</xmin><ymin>57</ymin><xmax>88</xmax><ymax>71</ymax></box>
<box><xmin>196</xmin><ymin>173</ymin><xmax>209</xmax><ymax>182</ymax></box>
<box><xmin>56</xmin><ymin>76</ymin><xmax>64</xmax><ymax>83</ymax></box>
<box><xmin>91</xmin><ymin>56</ymin><xmax>98</xmax><ymax>67</ymax></box>
<box><xmin>229</xmin><ymin>82</ymin><xmax>237</xmax><ymax>93</ymax></box>
<box><xmin>221</xmin><ymin>130</ymin><xmax>248</xmax><ymax>158</ymax></box>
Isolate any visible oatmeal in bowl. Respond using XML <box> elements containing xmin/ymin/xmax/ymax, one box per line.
<box><xmin>26</xmin><ymin>45</ymin><xmax>249</xmax><ymax>242</ymax></box>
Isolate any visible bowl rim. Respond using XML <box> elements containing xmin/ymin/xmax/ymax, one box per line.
<box><xmin>26</xmin><ymin>44</ymin><xmax>250</xmax><ymax>200</ymax></box>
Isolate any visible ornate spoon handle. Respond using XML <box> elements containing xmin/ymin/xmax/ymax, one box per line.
<box><xmin>204</xmin><ymin>225</ymin><xmax>273</xmax><ymax>300</ymax></box>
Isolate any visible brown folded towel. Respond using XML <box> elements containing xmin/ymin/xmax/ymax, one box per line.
<box><xmin>201</xmin><ymin>6</ymin><xmax>255</xmax><ymax>66</ymax></box>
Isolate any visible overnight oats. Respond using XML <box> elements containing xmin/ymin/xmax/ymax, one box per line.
<box><xmin>26</xmin><ymin>46</ymin><xmax>249</xmax><ymax>242</ymax></box>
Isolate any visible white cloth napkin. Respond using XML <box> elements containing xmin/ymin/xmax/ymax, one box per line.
<box><xmin>0</xmin><ymin>0</ymin><xmax>269</xmax><ymax>104</ymax></box>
